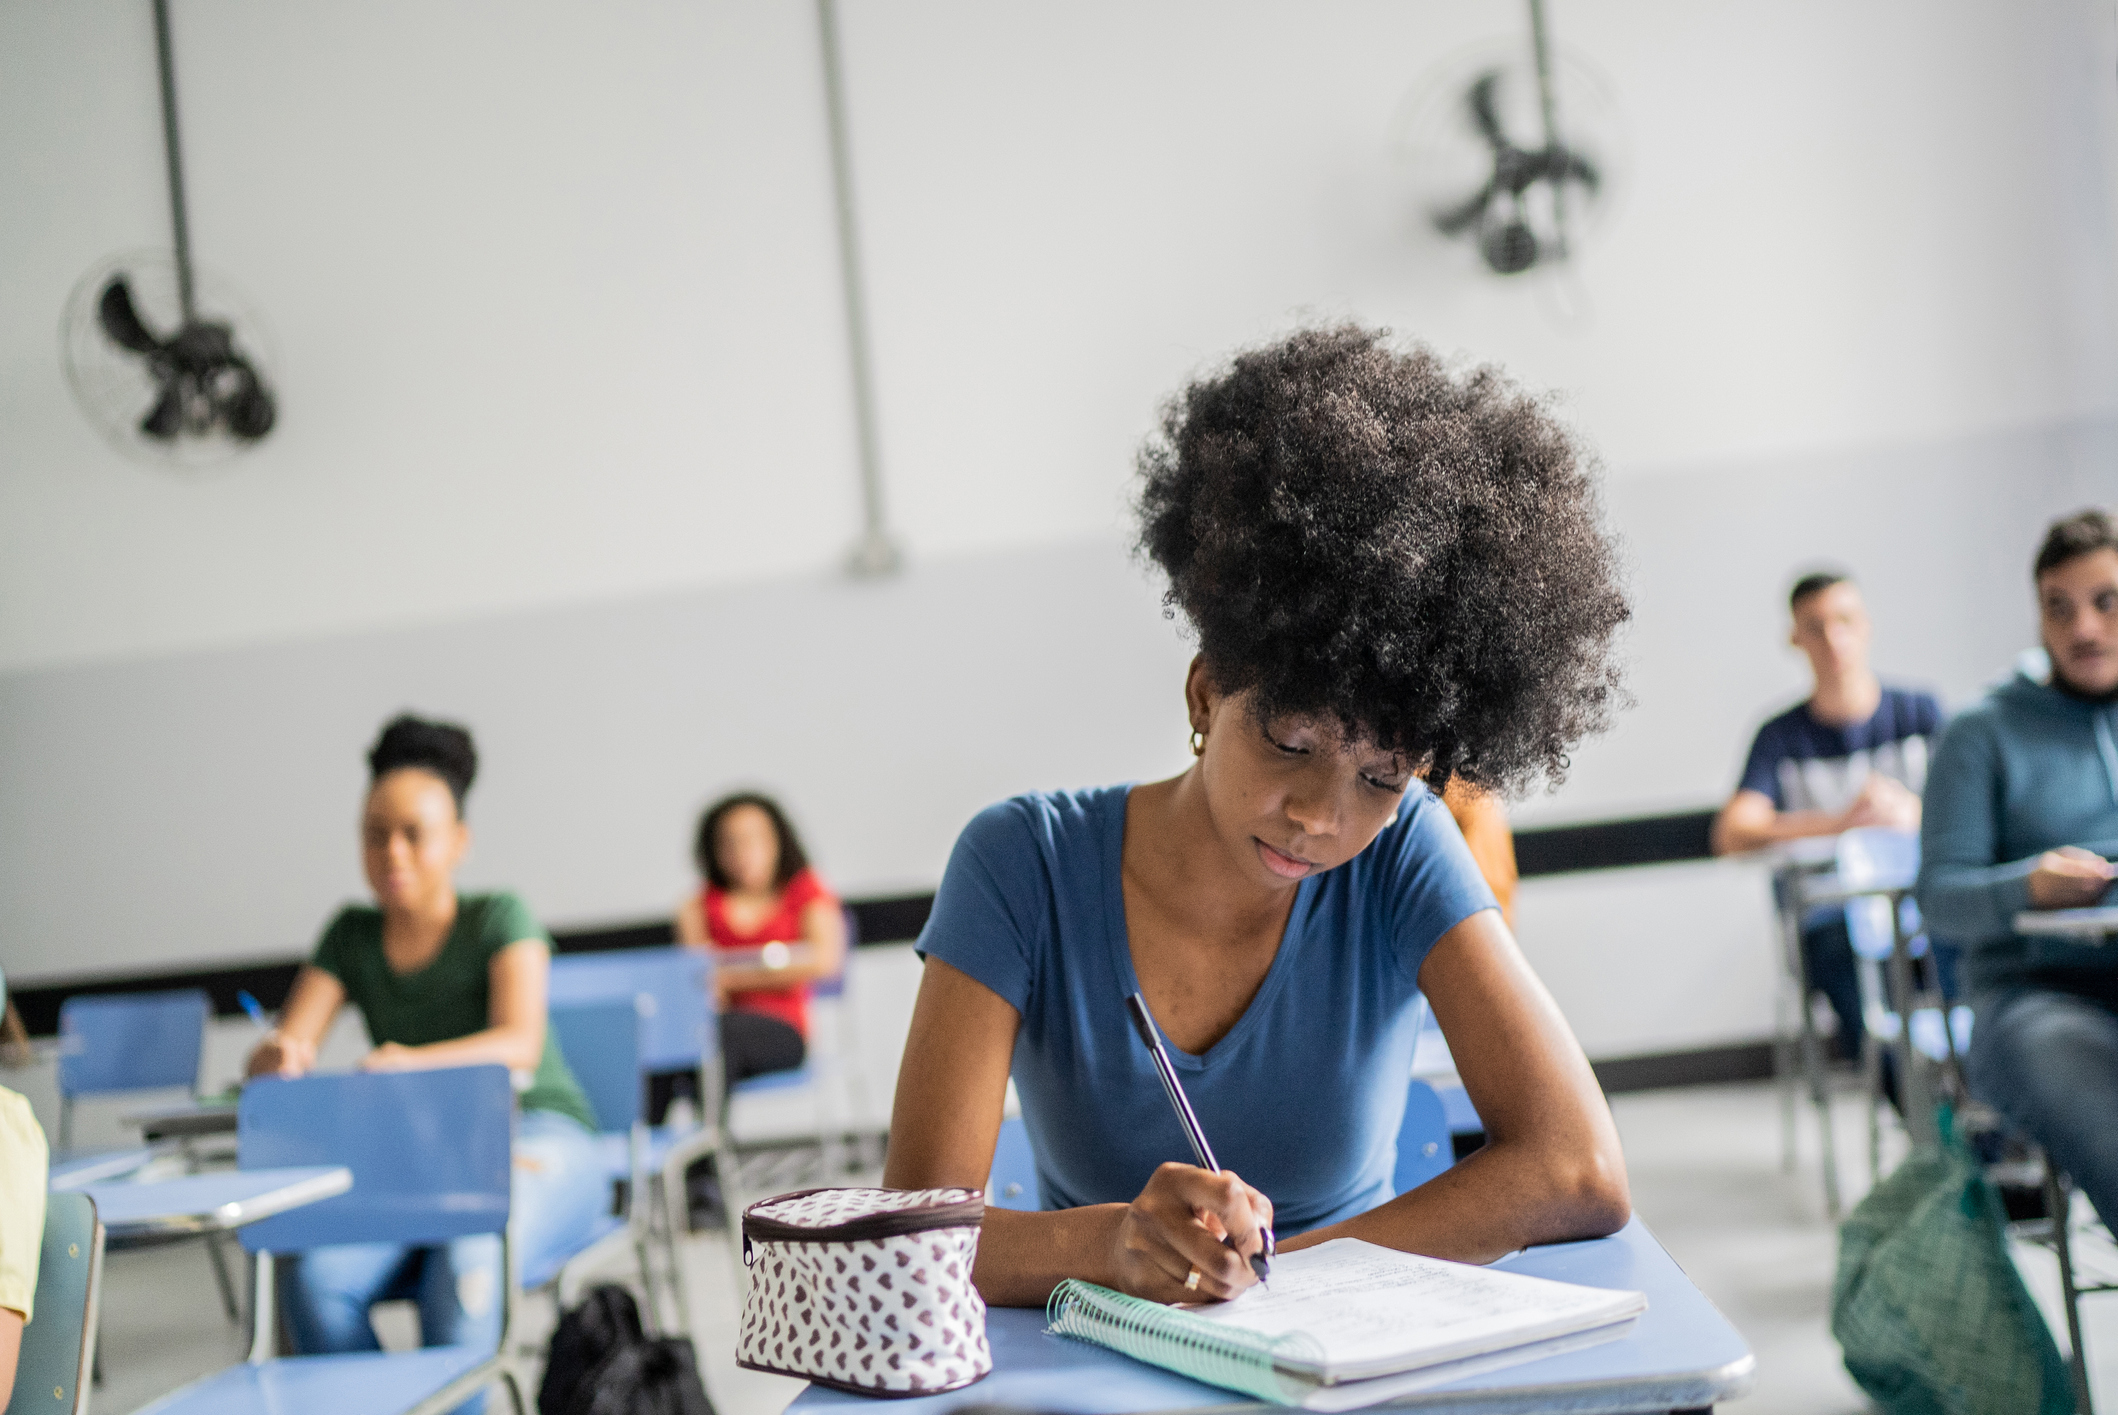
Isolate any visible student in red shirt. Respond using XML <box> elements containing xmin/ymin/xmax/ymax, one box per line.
<box><xmin>675</xmin><ymin>792</ymin><xmax>848</xmax><ymax>1090</ymax></box>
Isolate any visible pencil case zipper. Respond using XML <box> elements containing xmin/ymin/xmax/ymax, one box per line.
<box><xmin>741</xmin><ymin>1188</ymin><xmax>986</xmax><ymax>1265</ymax></box>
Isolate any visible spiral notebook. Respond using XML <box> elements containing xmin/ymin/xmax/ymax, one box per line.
<box><xmin>1045</xmin><ymin>1238</ymin><xmax>1646</xmax><ymax>1410</ymax></box>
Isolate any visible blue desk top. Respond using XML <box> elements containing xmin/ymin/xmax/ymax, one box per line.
<box><xmin>787</xmin><ymin>1217</ymin><xmax>1752</xmax><ymax>1414</ymax></box>
<box><xmin>85</xmin><ymin>1165</ymin><xmax>353</xmax><ymax>1240</ymax></box>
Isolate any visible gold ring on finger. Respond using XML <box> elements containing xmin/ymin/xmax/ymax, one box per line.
<box><xmin>1184</xmin><ymin>1268</ymin><xmax>1201</xmax><ymax>1292</ymax></box>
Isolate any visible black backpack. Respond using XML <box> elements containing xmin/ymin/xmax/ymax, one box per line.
<box><xmin>539</xmin><ymin>1285</ymin><xmax>715</xmax><ymax>1415</ymax></box>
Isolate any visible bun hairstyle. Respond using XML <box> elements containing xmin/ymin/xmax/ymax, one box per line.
<box><xmin>367</xmin><ymin>714</ymin><xmax>478</xmax><ymax>815</ymax></box>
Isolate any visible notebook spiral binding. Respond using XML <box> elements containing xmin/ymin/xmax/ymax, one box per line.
<box><xmin>1045</xmin><ymin>1278</ymin><xmax>1326</xmax><ymax>1405</ymax></box>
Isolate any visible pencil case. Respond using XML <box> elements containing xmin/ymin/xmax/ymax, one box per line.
<box><xmin>737</xmin><ymin>1186</ymin><xmax>992</xmax><ymax>1396</ymax></box>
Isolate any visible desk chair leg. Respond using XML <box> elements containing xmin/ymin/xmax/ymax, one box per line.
<box><xmin>1860</xmin><ymin>1030</ymin><xmax>1884</xmax><ymax>1186</ymax></box>
<box><xmin>2046</xmin><ymin>1166</ymin><xmax>2096</xmax><ymax>1415</ymax></box>
<box><xmin>1791</xmin><ymin>930</ymin><xmax>1843</xmax><ymax>1218</ymax></box>
<box><xmin>710</xmin><ymin>1106</ymin><xmax>751</xmax><ymax>1298</ymax></box>
<box><xmin>1774</xmin><ymin>983</ymin><xmax>1798</xmax><ymax>1175</ymax></box>
<box><xmin>248</xmin><ymin>1251</ymin><xmax>277</xmax><ymax>1364</ymax></box>
<box><xmin>497</xmin><ymin>1365</ymin><xmax>530</xmax><ymax>1415</ymax></box>
<box><xmin>204</xmin><ymin>1231</ymin><xmax>241</xmax><ymax>1320</ymax></box>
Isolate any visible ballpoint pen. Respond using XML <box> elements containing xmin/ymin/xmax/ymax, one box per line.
<box><xmin>236</xmin><ymin>989</ymin><xmax>271</xmax><ymax>1031</ymax></box>
<box><xmin>1124</xmin><ymin>990</ymin><xmax>1275</xmax><ymax>1285</ymax></box>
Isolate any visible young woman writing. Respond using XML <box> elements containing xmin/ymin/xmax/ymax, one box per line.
<box><xmin>244</xmin><ymin>715</ymin><xmax>604</xmax><ymax>1358</ymax></box>
<box><xmin>885</xmin><ymin>327</ymin><xmax>1634</xmax><ymax>1308</ymax></box>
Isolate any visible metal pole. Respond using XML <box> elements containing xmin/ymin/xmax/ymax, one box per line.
<box><xmin>1526</xmin><ymin>0</ymin><xmax>1570</xmax><ymax>259</ymax></box>
<box><xmin>816</xmin><ymin>0</ymin><xmax>902</xmax><ymax>578</ymax></box>
<box><xmin>153</xmin><ymin>0</ymin><xmax>196</xmax><ymax>321</ymax></box>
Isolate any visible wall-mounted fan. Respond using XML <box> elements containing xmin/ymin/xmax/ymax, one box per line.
<box><xmin>1392</xmin><ymin>1</ymin><xmax>1624</xmax><ymax>281</ymax></box>
<box><xmin>60</xmin><ymin>0</ymin><xmax>275</xmax><ymax>467</ymax></box>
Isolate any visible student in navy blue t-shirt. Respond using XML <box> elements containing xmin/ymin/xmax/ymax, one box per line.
<box><xmin>1711</xmin><ymin>571</ymin><xmax>1944</xmax><ymax>1064</ymax></box>
<box><xmin>885</xmin><ymin>328</ymin><xmax>1634</xmax><ymax>1309</ymax></box>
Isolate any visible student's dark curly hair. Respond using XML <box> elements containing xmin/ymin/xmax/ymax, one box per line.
<box><xmin>367</xmin><ymin>714</ymin><xmax>478</xmax><ymax>814</ymax></box>
<box><xmin>1136</xmin><ymin>325</ymin><xmax>1630</xmax><ymax>796</ymax></box>
<box><xmin>695</xmin><ymin>792</ymin><xmax>810</xmax><ymax>892</ymax></box>
<box><xmin>2036</xmin><ymin>508</ymin><xmax>2118</xmax><ymax>579</ymax></box>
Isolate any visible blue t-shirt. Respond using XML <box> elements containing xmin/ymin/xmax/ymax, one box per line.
<box><xmin>916</xmin><ymin>784</ymin><xmax>1497</xmax><ymax>1235</ymax></box>
<box><xmin>1736</xmin><ymin>687</ymin><xmax>1944</xmax><ymax>813</ymax></box>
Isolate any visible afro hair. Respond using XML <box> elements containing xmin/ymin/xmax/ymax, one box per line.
<box><xmin>1136</xmin><ymin>324</ymin><xmax>1629</xmax><ymax>798</ymax></box>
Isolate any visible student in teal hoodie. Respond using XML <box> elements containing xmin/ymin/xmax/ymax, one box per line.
<box><xmin>1919</xmin><ymin>508</ymin><xmax>2118</xmax><ymax>1221</ymax></box>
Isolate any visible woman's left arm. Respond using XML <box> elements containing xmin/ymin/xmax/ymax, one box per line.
<box><xmin>362</xmin><ymin>939</ymin><xmax>550</xmax><ymax>1073</ymax></box>
<box><xmin>1278</xmin><ymin>910</ymin><xmax>1629</xmax><ymax>1263</ymax></box>
<box><xmin>712</xmin><ymin>899</ymin><xmax>848</xmax><ymax>992</ymax></box>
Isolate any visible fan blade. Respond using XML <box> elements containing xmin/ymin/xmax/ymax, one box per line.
<box><xmin>98</xmin><ymin>277</ymin><xmax>165</xmax><ymax>354</ymax></box>
<box><xmin>1466</xmin><ymin>72</ymin><xmax>1511</xmax><ymax>152</ymax></box>
<box><xmin>1433</xmin><ymin>182</ymin><xmax>1497</xmax><ymax>236</ymax></box>
<box><xmin>1550</xmin><ymin>146</ymin><xmax>1601</xmax><ymax>195</ymax></box>
<box><xmin>215</xmin><ymin>357</ymin><xmax>276</xmax><ymax>440</ymax></box>
<box><xmin>139</xmin><ymin>381</ymin><xmax>183</xmax><ymax>440</ymax></box>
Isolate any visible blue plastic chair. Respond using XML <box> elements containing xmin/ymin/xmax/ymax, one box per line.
<box><xmin>55</xmin><ymin>989</ymin><xmax>209</xmax><ymax>1153</ymax></box>
<box><xmin>8</xmin><ymin>1191</ymin><xmax>104</xmax><ymax>1415</ymax></box>
<box><xmin>1393</xmin><ymin>1078</ymin><xmax>1455</xmax><ymax>1195</ymax></box>
<box><xmin>987</xmin><ymin>1114</ymin><xmax>1043</xmax><ymax>1211</ymax></box>
<box><xmin>537</xmin><ymin>999</ymin><xmax>670</xmax><ymax>1322</ymax></box>
<box><xmin>136</xmin><ymin>1065</ymin><xmax>526</xmax><ymax>1415</ymax></box>
<box><xmin>549</xmin><ymin>948</ymin><xmax>733</xmax><ymax>1311</ymax></box>
<box><xmin>1836</xmin><ymin>828</ymin><xmax>1970</xmax><ymax>1168</ymax></box>
<box><xmin>727</xmin><ymin>906</ymin><xmax>862</xmax><ymax>1182</ymax></box>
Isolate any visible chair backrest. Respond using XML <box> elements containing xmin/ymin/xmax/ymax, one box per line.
<box><xmin>550</xmin><ymin>998</ymin><xmax>645</xmax><ymax>1135</ymax></box>
<box><xmin>1393</xmin><ymin>1078</ymin><xmax>1454</xmax><ymax>1196</ymax></box>
<box><xmin>55</xmin><ymin>989</ymin><xmax>209</xmax><ymax>1099</ymax></box>
<box><xmin>549</xmin><ymin>948</ymin><xmax>714</xmax><ymax>1072</ymax></box>
<box><xmin>1837</xmin><ymin>828</ymin><xmax>1923</xmax><ymax>962</ymax></box>
<box><xmin>1837</xmin><ymin>828</ymin><xmax>1919</xmax><ymax>891</ymax></box>
<box><xmin>987</xmin><ymin>1114</ymin><xmax>1043</xmax><ymax>1211</ymax></box>
<box><xmin>235</xmin><ymin>1065</ymin><xmax>513</xmax><ymax>1253</ymax></box>
<box><xmin>9</xmin><ymin>1191</ymin><xmax>103</xmax><ymax>1415</ymax></box>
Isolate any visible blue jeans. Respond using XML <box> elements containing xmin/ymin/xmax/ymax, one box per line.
<box><xmin>1967</xmin><ymin>980</ymin><xmax>2118</xmax><ymax>1228</ymax></box>
<box><xmin>283</xmin><ymin>1109</ymin><xmax>607</xmax><ymax>1356</ymax></box>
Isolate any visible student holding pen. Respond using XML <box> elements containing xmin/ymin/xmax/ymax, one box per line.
<box><xmin>885</xmin><ymin>328</ymin><xmax>1633</xmax><ymax>1307</ymax></box>
<box><xmin>242</xmin><ymin>715</ymin><xmax>602</xmax><ymax>1370</ymax></box>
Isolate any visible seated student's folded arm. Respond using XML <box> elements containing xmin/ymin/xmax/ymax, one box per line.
<box><xmin>712</xmin><ymin>900</ymin><xmax>849</xmax><ymax>993</ymax></box>
<box><xmin>1916</xmin><ymin>718</ymin><xmax>2041</xmax><ymax>940</ymax></box>
<box><xmin>368</xmin><ymin>938</ymin><xmax>549</xmax><ymax>1073</ymax></box>
<box><xmin>1278</xmin><ymin>910</ymin><xmax>1630</xmax><ymax>1266</ymax></box>
<box><xmin>1711</xmin><ymin>788</ymin><xmax>1848</xmax><ymax>855</ymax></box>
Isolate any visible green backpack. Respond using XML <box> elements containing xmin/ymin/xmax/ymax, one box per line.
<box><xmin>1832</xmin><ymin>1109</ymin><xmax>2075</xmax><ymax>1415</ymax></box>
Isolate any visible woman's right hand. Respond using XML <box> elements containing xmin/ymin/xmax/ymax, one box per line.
<box><xmin>2028</xmin><ymin>845</ymin><xmax>2117</xmax><ymax>909</ymax></box>
<box><xmin>244</xmin><ymin>1030</ymin><xmax>316</xmax><ymax>1080</ymax></box>
<box><xmin>1109</xmin><ymin>1162</ymin><xmax>1273</xmax><ymax>1303</ymax></box>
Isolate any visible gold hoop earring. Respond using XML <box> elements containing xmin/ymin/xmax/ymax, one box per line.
<box><xmin>1189</xmin><ymin>729</ymin><xmax>1206</xmax><ymax>757</ymax></box>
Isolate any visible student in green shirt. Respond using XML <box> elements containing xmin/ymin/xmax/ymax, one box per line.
<box><xmin>244</xmin><ymin>716</ymin><xmax>604</xmax><ymax>1365</ymax></box>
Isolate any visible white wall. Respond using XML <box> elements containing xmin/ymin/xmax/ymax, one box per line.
<box><xmin>0</xmin><ymin>0</ymin><xmax>861</xmax><ymax>671</ymax></box>
<box><xmin>2</xmin><ymin>1</ymin><xmax>2114</xmax><ymax>673</ymax></box>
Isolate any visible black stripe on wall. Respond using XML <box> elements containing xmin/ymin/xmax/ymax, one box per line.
<box><xmin>8</xmin><ymin>814</ymin><xmax>1714</xmax><ymax>1035</ymax></box>
<box><xmin>1513</xmin><ymin>810</ymin><xmax>1717</xmax><ymax>877</ymax></box>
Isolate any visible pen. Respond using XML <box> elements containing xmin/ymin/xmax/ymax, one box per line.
<box><xmin>236</xmin><ymin>990</ymin><xmax>271</xmax><ymax>1031</ymax></box>
<box><xmin>1124</xmin><ymin>990</ymin><xmax>1274</xmax><ymax>1285</ymax></box>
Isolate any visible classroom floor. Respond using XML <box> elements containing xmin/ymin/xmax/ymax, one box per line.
<box><xmin>74</xmin><ymin>1078</ymin><xmax>2118</xmax><ymax>1415</ymax></box>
